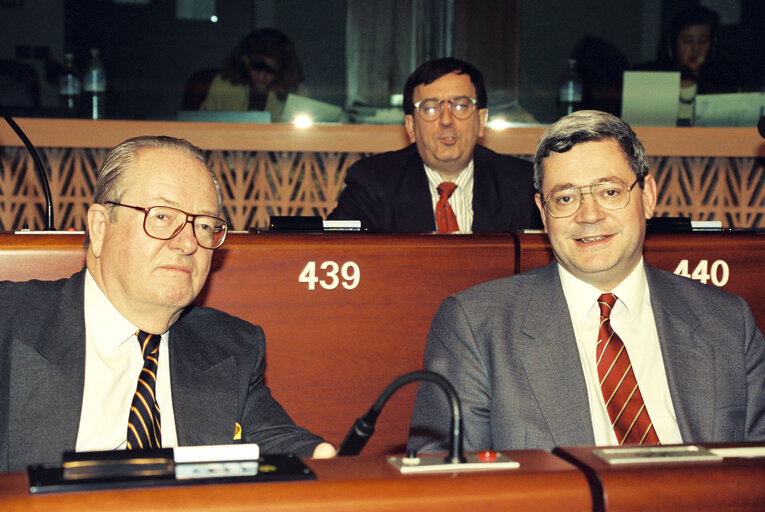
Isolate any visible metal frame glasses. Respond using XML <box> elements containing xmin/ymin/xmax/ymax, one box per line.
<box><xmin>413</xmin><ymin>96</ymin><xmax>478</xmax><ymax>121</ymax></box>
<box><xmin>105</xmin><ymin>201</ymin><xmax>229</xmax><ymax>249</ymax></box>
<box><xmin>542</xmin><ymin>178</ymin><xmax>641</xmax><ymax>218</ymax></box>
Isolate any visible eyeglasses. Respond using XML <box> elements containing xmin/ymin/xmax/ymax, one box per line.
<box><xmin>413</xmin><ymin>96</ymin><xmax>478</xmax><ymax>121</ymax></box>
<box><xmin>105</xmin><ymin>202</ymin><xmax>229</xmax><ymax>249</ymax></box>
<box><xmin>542</xmin><ymin>178</ymin><xmax>641</xmax><ymax>218</ymax></box>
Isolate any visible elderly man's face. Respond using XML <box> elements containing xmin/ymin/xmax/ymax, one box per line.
<box><xmin>405</xmin><ymin>71</ymin><xmax>487</xmax><ymax>180</ymax></box>
<box><xmin>90</xmin><ymin>147</ymin><xmax>219</xmax><ymax>327</ymax></box>
<box><xmin>534</xmin><ymin>140</ymin><xmax>657</xmax><ymax>291</ymax></box>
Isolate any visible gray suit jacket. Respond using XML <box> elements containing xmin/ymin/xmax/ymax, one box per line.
<box><xmin>408</xmin><ymin>262</ymin><xmax>765</xmax><ymax>452</ymax></box>
<box><xmin>0</xmin><ymin>270</ymin><xmax>325</xmax><ymax>473</ymax></box>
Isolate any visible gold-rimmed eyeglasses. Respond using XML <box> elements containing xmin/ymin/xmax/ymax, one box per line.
<box><xmin>105</xmin><ymin>201</ymin><xmax>229</xmax><ymax>249</ymax></box>
<box><xmin>413</xmin><ymin>96</ymin><xmax>478</xmax><ymax>121</ymax></box>
<box><xmin>541</xmin><ymin>178</ymin><xmax>641</xmax><ymax>218</ymax></box>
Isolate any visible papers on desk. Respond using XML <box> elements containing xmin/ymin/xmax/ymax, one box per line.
<box><xmin>709</xmin><ymin>446</ymin><xmax>765</xmax><ymax>459</ymax></box>
<box><xmin>593</xmin><ymin>445</ymin><xmax>722</xmax><ymax>464</ymax></box>
<box><xmin>621</xmin><ymin>71</ymin><xmax>680</xmax><ymax>126</ymax></box>
<box><xmin>694</xmin><ymin>92</ymin><xmax>765</xmax><ymax>127</ymax></box>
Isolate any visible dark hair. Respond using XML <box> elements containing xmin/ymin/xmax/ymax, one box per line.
<box><xmin>666</xmin><ymin>6</ymin><xmax>719</xmax><ymax>64</ymax></box>
<box><xmin>403</xmin><ymin>57</ymin><xmax>487</xmax><ymax>115</ymax></box>
<box><xmin>533</xmin><ymin>110</ymin><xmax>649</xmax><ymax>194</ymax></box>
<box><xmin>220</xmin><ymin>28</ymin><xmax>303</xmax><ymax>99</ymax></box>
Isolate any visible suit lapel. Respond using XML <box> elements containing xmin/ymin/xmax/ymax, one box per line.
<box><xmin>393</xmin><ymin>147</ymin><xmax>438</xmax><ymax>232</ymax></box>
<box><xmin>646</xmin><ymin>266</ymin><xmax>713</xmax><ymax>441</ymax></box>
<box><xmin>170</xmin><ymin>313</ymin><xmax>239</xmax><ymax>446</ymax></box>
<box><xmin>518</xmin><ymin>264</ymin><xmax>595</xmax><ymax>446</ymax></box>
<box><xmin>9</xmin><ymin>270</ymin><xmax>87</xmax><ymax>467</ymax></box>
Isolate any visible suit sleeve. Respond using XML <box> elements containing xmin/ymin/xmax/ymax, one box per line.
<box><xmin>239</xmin><ymin>325</ymin><xmax>328</xmax><ymax>457</ymax></box>
<box><xmin>408</xmin><ymin>296</ymin><xmax>493</xmax><ymax>453</ymax></box>
<box><xmin>741</xmin><ymin>296</ymin><xmax>765</xmax><ymax>440</ymax></box>
<box><xmin>326</xmin><ymin>160</ymin><xmax>385</xmax><ymax>230</ymax></box>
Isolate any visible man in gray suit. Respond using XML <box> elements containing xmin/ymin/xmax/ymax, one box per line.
<box><xmin>0</xmin><ymin>136</ymin><xmax>334</xmax><ymax>473</ymax></box>
<box><xmin>409</xmin><ymin>110</ymin><xmax>765</xmax><ymax>452</ymax></box>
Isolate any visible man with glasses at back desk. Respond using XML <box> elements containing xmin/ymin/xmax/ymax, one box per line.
<box><xmin>0</xmin><ymin>136</ymin><xmax>335</xmax><ymax>473</ymax></box>
<box><xmin>328</xmin><ymin>57</ymin><xmax>540</xmax><ymax>233</ymax></box>
<box><xmin>409</xmin><ymin>110</ymin><xmax>765</xmax><ymax>453</ymax></box>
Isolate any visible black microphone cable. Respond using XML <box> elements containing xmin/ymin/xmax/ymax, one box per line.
<box><xmin>0</xmin><ymin>101</ymin><xmax>54</xmax><ymax>230</ymax></box>
<box><xmin>337</xmin><ymin>369</ymin><xmax>465</xmax><ymax>464</ymax></box>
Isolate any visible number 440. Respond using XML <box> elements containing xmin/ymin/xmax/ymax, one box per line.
<box><xmin>673</xmin><ymin>259</ymin><xmax>729</xmax><ymax>287</ymax></box>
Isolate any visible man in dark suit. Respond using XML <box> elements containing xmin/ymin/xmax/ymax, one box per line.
<box><xmin>0</xmin><ymin>136</ymin><xmax>334</xmax><ymax>473</ymax></box>
<box><xmin>409</xmin><ymin>110</ymin><xmax>765</xmax><ymax>452</ymax></box>
<box><xmin>327</xmin><ymin>58</ymin><xmax>540</xmax><ymax>233</ymax></box>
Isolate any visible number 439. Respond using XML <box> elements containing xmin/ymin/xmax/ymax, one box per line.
<box><xmin>299</xmin><ymin>261</ymin><xmax>360</xmax><ymax>290</ymax></box>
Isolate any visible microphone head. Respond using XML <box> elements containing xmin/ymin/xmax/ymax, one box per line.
<box><xmin>758</xmin><ymin>115</ymin><xmax>765</xmax><ymax>139</ymax></box>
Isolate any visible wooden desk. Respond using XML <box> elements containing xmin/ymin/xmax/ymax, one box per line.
<box><xmin>0</xmin><ymin>232</ymin><xmax>518</xmax><ymax>455</ymax></box>
<box><xmin>2</xmin><ymin>231</ymin><xmax>763</xmax><ymax>458</ymax></box>
<box><xmin>554</xmin><ymin>444</ymin><xmax>765</xmax><ymax>512</ymax></box>
<box><xmin>516</xmin><ymin>231</ymin><xmax>765</xmax><ymax>330</ymax></box>
<box><xmin>0</xmin><ymin>451</ymin><xmax>591</xmax><ymax>511</ymax></box>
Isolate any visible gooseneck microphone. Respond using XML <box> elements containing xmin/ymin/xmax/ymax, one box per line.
<box><xmin>0</xmin><ymin>101</ymin><xmax>54</xmax><ymax>230</ymax></box>
<box><xmin>337</xmin><ymin>370</ymin><xmax>466</xmax><ymax>464</ymax></box>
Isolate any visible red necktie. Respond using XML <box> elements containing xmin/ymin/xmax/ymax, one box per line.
<box><xmin>435</xmin><ymin>182</ymin><xmax>459</xmax><ymax>233</ymax></box>
<box><xmin>127</xmin><ymin>331</ymin><xmax>162</xmax><ymax>449</ymax></box>
<box><xmin>596</xmin><ymin>294</ymin><xmax>660</xmax><ymax>445</ymax></box>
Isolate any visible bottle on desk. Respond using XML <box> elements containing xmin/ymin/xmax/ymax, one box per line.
<box><xmin>58</xmin><ymin>52</ymin><xmax>81</xmax><ymax>116</ymax></box>
<box><xmin>558</xmin><ymin>58</ymin><xmax>582</xmax><ymax>118</ymax></box>
<box><xmin>83</xmin><ymin>48</ymin><xmax>106</xmax><ymax>120</ymax></box>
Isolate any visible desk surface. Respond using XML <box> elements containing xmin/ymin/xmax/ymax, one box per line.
<box><xmin>555</xmin><ymin>444</ymin><xmax>765</xmax><ymax>512</ymax></box>
<box><xmin>0</xmin><ymin>451</ymin><xmax>591</xmax><ymax>512</ymax></box>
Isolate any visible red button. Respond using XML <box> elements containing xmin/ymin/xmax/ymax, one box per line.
<box><xmin>477</xmin><ymin>450</ymin><xmax>498</xmax><ymax>462</ymax></box>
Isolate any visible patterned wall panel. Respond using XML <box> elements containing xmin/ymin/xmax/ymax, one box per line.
<box><xmin>1</xmin><ymin>146</ymin><xmax>763</xmax><ymax>231</ymax></box>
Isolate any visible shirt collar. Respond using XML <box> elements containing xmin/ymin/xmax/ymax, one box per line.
<box><xmin>84</xmin><ymin>268</ymin><xmax>144</xmax><ymax>352</ymax></box>
<box><xmin>558</xmin><ymin>257</ymin><xmax>648</xmax><ymax>321</ymax></box>
<box><xmin>424</xmin><ymin>159</ymin><xmax>474</xmax><ymax>190</ymax></box>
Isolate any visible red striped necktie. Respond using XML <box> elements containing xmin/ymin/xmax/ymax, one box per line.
<box><xmin>126</xmin><ymin>330</ymin><xmax>162</xmax><ymax>449</ymax></box>
<box><xmin>596</xmin><ymin>293</ymin><xmax>660</xmax><ymax>445</ymax></box>
<box><xmin>435</xmin><ymin>182</ymin><xmax>459</xmax><ymax>233</ymax></box>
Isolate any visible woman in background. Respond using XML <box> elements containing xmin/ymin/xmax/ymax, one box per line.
<box><xmin>635</xmin><ymin>6</ymin><xmax>742</xmax><ymax>125</ymax></box>
<box><xmin>201</xmin><ymin>28</ymin><xmax>305</xmax><ymax>122</ymax></box>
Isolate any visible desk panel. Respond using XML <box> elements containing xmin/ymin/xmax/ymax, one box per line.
<box><xmin>555</xmin><ymin>444</ymin><xmax>765</xmax><ymax>512</ymax></box>
<box><xmin>0</xmin><ymin>451</ymin><xmax>591</xmax><ymax>512</ymax></box>
<box><xmin>516</xmin><ymin>231</ymin><xmax>765</xmax><ymax>329</ymax></box>
<box><xmin>0</xmin><ymin>233</ymin><xmax>518</xmax><ymax>455</ymax></box>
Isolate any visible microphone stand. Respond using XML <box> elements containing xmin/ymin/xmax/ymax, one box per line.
<box><xmin>0</xmin><ymin>101</ymin><xmax>54</xmax><ymax>230</ymax></box>
<box><xmin>337</xmin><ymin>370</ymin><xmax>465</xmax><ymax>464</ymax></box>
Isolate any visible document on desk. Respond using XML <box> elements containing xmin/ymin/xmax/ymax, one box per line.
<box><xmin>709</xmin><ymin>446</ymin><xmax>765</xmax><ymax>459</ymax></box>
<box><xmin>593</xmin><ymin>445</ymin><xmax>722</xmax><ymax>465</ymax></box>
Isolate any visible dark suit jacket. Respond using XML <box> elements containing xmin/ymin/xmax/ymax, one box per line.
<box><xmin>327</xmin><ymin>143</ymin><xmax>541</xmax><ymax>232</ymax></box>
<box><xmin>0</xmin><ymin>270</ymin><xmax>326</xmax><ymax>473</ymax></box>
<box><xmin>408</xmin><ymin>262</ymin><xmax>765</xmax><ymax>452</ymax></box>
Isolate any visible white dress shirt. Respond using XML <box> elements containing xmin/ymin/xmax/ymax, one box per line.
<box><xmin>558</xmin><ymin>259</ymin><xmax>683</xmax><ymax>445</ymax></box>
<box><xmin>76</xmin><ymin>269</ymin><xmax>178</xmax><ymax>451</ymax></box>
<box><xmin>425</xmin><ymin>161</ymin><xmax>474</xmax><ymax>233</ymax></box>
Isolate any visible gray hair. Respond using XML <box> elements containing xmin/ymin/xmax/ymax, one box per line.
<box><xmin>532</xmin><ymin>110</ymin><xmax>649</xmax><ymax>194</ymax></box>
<box><xmin>86</xmin><ymin>135</ymin><xmax>222</xmax><ymax>245</ymax></box>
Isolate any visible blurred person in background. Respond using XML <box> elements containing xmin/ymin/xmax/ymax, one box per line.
<box><xmin>201</xmin><ymin>28</ymin><xmax>306</xmax><ymax>121</ymax></box>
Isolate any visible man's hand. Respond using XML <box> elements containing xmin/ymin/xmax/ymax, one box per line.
<box><xmin>311</xmin><ymin>442</ymin><xmax>337</xmax><ymax>458</ymax></box>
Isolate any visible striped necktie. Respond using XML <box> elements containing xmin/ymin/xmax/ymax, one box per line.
<box><xmin>126</xmin><ymin>330</ymin><xmax>162</xmax><ymax>449</ymax></box>
<box><xmin>596</xmin><ymin>293</ymin><xmax>660</xmax><ymax>445</ymax></box>
<box><xmin>435</xmin><ymin>182</ymin><xmax>459</xmax><ymax>233</ymax></box>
